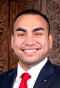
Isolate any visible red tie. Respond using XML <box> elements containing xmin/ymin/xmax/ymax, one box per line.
<box><xmin>19</xmin><ymin>73</ymin><xmax>31</xmax><ymax>88</ymax></box>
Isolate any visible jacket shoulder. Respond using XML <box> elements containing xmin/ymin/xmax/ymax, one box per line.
<box><xmin>0</xmin><ymin>68</ymin><xmax>15</xmax><ymax>83</ymax></box>
<box><xmin>0</xmin><ymin>69</ymin><xmax>14</xmax><ymax>76</ymax></box>
<box><xmin>54</xmin><ymin>64</ymin><xmax>60</xmax><ymax>73</ymax></box>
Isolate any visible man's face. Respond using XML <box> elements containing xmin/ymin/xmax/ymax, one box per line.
<box><xmin>11</xmin><ymin>14</ymin><xmax>52</xmax><ymax>70</ymax></box>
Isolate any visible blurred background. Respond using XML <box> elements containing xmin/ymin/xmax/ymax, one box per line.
<box><xmin>0</xmin><ymin>0</ymin><xmax>60</xmax><ymax>74</ymax></box>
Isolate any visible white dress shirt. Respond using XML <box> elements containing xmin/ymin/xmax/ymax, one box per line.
<box><xmin>13</xmin><ymin>57</ymin><xmax>48</xmax><ymax>88</ymax></box>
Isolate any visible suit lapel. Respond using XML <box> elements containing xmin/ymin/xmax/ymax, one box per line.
<box><xmin>2</xmin><ymin>67</ymin><xmax>17</xmax><ymax>88</ymax></box>
<box><xmin>33</xmin><ymin>69</ymin><xmax>46</xmax><ymax>88</ymax></box>
<box><xmin>33</xmin><ymin>60</ymin><xmax>57</xmax><ymax>88</ymax></box>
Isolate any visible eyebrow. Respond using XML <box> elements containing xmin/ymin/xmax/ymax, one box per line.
<box><xmin>15</xmin><ymin>27</ymin><xmax>44</xmax><ymax>32</ymax></box>
<box><xmin>16</xmin><ymin>28</ymin><xmax>27</xmax><ymax>32</ymax></box>
<box><xmin>32</xmin><ymin>27</ymin><xmax>44</xmax><ymax>32</ymax></box>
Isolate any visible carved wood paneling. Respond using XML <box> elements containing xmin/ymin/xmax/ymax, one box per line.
<box><xmin>0</xmin><ymin>0</ymin><xmax>9</xmax><ymax>74</ymax></box>
<box><xmin>46</xmin><ymin>0</ymin><xmax>60</xmax><ymax>66</ymax></box>
<box><xmin>33</xmin><ymin>0</ymin><xmax>42</xmax><ymax>11</ymax></box>
<box><xmin>41</xmin><ymin>0</ymin><xmax>47</xmax><ymax>15</ymax></box>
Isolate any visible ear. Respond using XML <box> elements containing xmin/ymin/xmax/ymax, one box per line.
<box><xmin>49</xmin><ymin>34</ymin><xmax>52</xmax><ymax>48</ymax></box>
<box><xmin>11</xmin><ymin>35</ymin><xmax>14</xmax><ymax>49</ymax></box>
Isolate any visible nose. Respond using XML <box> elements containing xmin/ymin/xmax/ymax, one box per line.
<box><xmin>24</xmin><ymin>35</ymin><xmax>35</xmax><ymax>45</ymax></box>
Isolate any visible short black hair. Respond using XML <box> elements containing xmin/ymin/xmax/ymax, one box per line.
<box><xmin>13</xmin><ymin>9</ymin><xmax>50</xmax><ymax>35</ymax></box>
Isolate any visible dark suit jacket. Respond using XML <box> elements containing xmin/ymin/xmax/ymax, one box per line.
<box><xmin>0</xmin><ymin>60</ymin><xmax>60</xmax><ymax>88</ymax></box>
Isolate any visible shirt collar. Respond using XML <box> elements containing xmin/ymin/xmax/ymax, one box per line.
<box><xmin>16</xmin><ymin>63</ymin><xmax>26</xmax><ymax>81</ymax></box>
<box><xmin>16</xmin><ymin>57</ymin><xmax>48</xmax><ymax>82</ymax></box>
<box><xmin>27</xmin><ymin>57</ymin><xmax>48</xmax><ymax>81</ymax></box>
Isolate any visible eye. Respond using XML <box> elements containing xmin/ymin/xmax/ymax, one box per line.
<box><xmin>35</xmin><ymin>33</ymin><xmax>42</xmax><ymax>35</ymax></box>
<box><xmin>36</xmin><ymin>33</ymin><xmax>40</xmax><ymax>35</ymax></box>
<box><xmin>18</xmin><ymin>33</ymin><xmax>25</xmax><ymax>36</ymax></box>
<box><xmin>20</xmin><ymin>34</ymin><xmax>25</xmax><ymax>36</ymax></box>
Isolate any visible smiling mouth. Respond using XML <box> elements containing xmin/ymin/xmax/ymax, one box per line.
<box><xmin>22</xmin><ymin>49</ymin><xmax>39</xmax><ymax>56</ymax></box>
<box><xmin>24</xmin><ymin>49</ymin><xmax>37</xmax><ymax>52</ymax></box>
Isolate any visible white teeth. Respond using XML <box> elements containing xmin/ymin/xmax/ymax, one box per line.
<box><xmin>24</xmin><ymin>50</ymin><xmax>37</xmax><ymax>52</ymax></box>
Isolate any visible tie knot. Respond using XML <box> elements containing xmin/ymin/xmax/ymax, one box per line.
<box><xmin>22</xmin><ymin>73</ymin><xmax>31</xmax><ymax>82</ymax></box>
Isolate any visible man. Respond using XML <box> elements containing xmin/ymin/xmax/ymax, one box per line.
<box><xmin>0</xmin><ymin>9</ymin><xmax>60</xmax><ymax>88</ymax></box>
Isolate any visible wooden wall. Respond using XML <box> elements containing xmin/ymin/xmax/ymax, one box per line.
<box><xmin>0</xmin><ymin>0</ymin><xmax>60</xmax><ymax>74</ymax></box>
